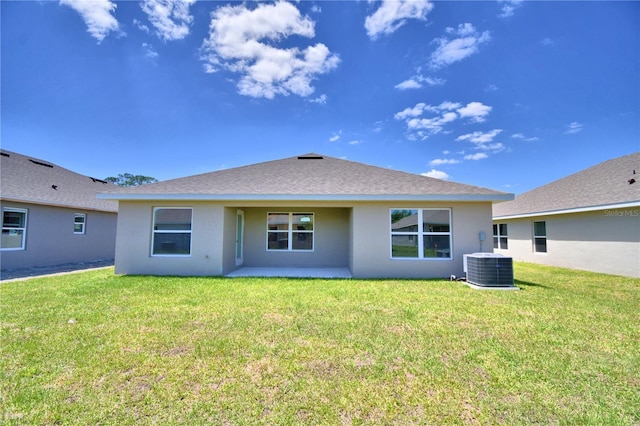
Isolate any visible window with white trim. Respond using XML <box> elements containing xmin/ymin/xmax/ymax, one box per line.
<box><xmin>533</xmin><ymin>221</ymin><xmax>547</xmax><ymax>253</ymax></box>
<box><xmin>1</xmin><ymin>208</ymin><xmax>27</xmax><ymax>250</ymax></box>
<box><xmin>74</xmin><ymin>213</ymin><xmax>86</xmax><ymax>234</ymax></box>
<box><xmin>267</xmin><ymin>212</ymin><xmax>314</xmax><ymax>251</ymax></box>
<box><xmin>151</xmin><ymin>208</ymin><xmax>192</xmax><ymax>256</ymax></box>
<box><xmin>390</xmin><ymin>209</ymin><xmax>451</xmax><ymax>259</ymax></box>
<box><xmin>493</xmin><ymin>223</ymin><xmax>508</xmax><ymax>249</ymax></box>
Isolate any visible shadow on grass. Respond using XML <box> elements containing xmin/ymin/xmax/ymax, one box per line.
<box><xmin>514</xmin><ymin>279</ymin><xmax>549</xmax><ymax>289</ymax></box>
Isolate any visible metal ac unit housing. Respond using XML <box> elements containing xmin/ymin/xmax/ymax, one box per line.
<box><xmin>463</xmin><ymin>253</ymin><xmax>514</xmax><ymax>288</ymax></box>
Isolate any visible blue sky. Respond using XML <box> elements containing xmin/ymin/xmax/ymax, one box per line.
<box><xmin>2</xmin><ymin>0</ymin><xmax>638</xmax><ymax>193</ymax></box>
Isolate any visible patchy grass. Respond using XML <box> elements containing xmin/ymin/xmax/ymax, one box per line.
<box><xmin>1</xmin><ymin>263</ymin><xmax>638</xmax><ymax>425</ymax></box>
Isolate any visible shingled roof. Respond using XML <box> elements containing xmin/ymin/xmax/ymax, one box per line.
<box><xmin>98</xmin><ymin>153</ymin><xmax>512</xmax><ymax>202</ymax></box>
<box><xmin>493</xmin><ymin>152</ymin><xmax>640</xmax><ymax>219</ymax></box>
<box><xmin>1</xmin><ymin>150</ymin><xmax>118</xmax><ymax>212</ymax></box>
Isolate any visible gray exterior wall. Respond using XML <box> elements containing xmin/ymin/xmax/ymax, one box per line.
<box><xmin>351</xmin><ymin>202</ymin><xmax>494</xmax><ymax>278</ymax></box>
<box><xmin>114</xmin><ymin>201</ymin><xmax>225</xmax><ymax>276</ymax></box>
<box><xmin>493</xmin><ymin>208</ymin><xmax>640</xmax><ymax>278</ymax></box>
<box><xmin>241</xmin><ymin>207</ymin><xmax>350</xmax><ymax>270</ymax></box>
<box><xmin>0</xmin><ymin>201</ymin><xmax>116</xmax><ymax>271</ymax></box>
<box><xmin>113</xmin><ymin>200</ymin><xmax>494</xmax><ymax>278</ymax></box>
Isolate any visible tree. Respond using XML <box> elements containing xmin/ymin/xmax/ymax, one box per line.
<box><xmin>105</xmin><ymin>173</ymin><xmax>158</xmax><ymax>187</ymax></box>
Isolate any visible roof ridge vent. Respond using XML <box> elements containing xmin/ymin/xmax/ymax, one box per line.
<box><xmin>29</xmin><ymin>159</ymin><xmax>54</xmax><ymax>168</ymax></box>
<box><xmin>297</xmin><ymin>154</ymin><xmax>324</xmax><ymax>160</ymax></box>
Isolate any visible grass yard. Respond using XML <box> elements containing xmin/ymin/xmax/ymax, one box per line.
<box><xmin>1</xmin><ymin>263</ymin><xmax>639</xmax><ymax>425</ymax></box>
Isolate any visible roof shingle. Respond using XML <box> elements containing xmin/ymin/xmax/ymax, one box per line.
<box><xmin>493</xmin><ymin>152</ymin><xmax>640</xmax><ymax>218</ymax></box>
<box><xmin>99</xmin><ymin>153</ymin><xmax>512</xmax><ymax>202</ymax></box>
<box><xmin>1</xmin><ymin>150</ymin><xmax>118</xmax><ymax>212</ymax></box>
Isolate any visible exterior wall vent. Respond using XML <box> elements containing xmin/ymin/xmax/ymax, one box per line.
<box><xmin>463</xmin><ymin>253</ymin><xmax>515</xmax><ymax>288</ymax></box>
<box><xmin>29</xmin><ymin>159</ymin><xmax>54</xmax><ymax>168</ymax></box>
<box><xmin>297</xmin><ymin>154</ymin><xmax>324</xmax><ymax>160</ymax></box>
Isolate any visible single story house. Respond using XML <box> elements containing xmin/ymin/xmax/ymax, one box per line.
<box><xmin>99</xmin><ymin>154</ymin><xmax>512</xmax><ymax>279</ymax></box>
<box><xmin>493</xmin><ymin>152</ymin><xmax>640</xmax><ymax>278</ymax></box>
<box><xmin>0</xmin><ymin>150</ymin><xmax>118</xmax><ymax>272</ymax></box>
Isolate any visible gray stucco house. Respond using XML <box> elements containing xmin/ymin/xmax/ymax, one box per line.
<box><xmin>0</xmin><ymin>150</ymin><xmax>118</xmax><ymax>272</ymax></box>
<box><xmin>493</xmin><ymin>152</ymin><xmax>640</xmax><ymax>278</ymax></box>
<box><xmin>99</xmin><ymin>154</ymin><xmax>512</xmax><ymax>278</ymax></box>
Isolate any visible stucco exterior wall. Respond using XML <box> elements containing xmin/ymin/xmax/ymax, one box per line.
<box><xmin>114</xmin><ymin>201</ymin><xmax>225</xmax><ymax>276</ymax></box>
<box><xmin>0</xmin><ymin>201</ymin><xmax>116</xmax><ymax>270</ymax></box>
<box><xmin>351</xmin><ymin>202</ymin><xmax>494</xmax><ymax>279</ymax></box>
<box><xmin>112</xmin><ymin>200</ymin><xmax>494</xmax><ymax>278</ymax></box>
<box><xmin>241</xmin><ymin>207</ymin><xmax>350</xmax><ymax>269</ymax></box>
<box><xmin>493</xmin><ymin>208</ymin><xmax>640</xmax><ymax>278</ymax></box>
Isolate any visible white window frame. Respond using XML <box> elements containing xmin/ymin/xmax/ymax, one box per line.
<box><xmin>74</xmin><ymin>213</ymin><xmax>86</xmax><ymax>235</ymax></box>
<box><xmin>151</xmin><ymin>207</ymin><xmax>193</xmax><ymax>257</ymax></box>
<box><xmin>266</xmin><ymin>212</ymin><xmax>315</xmax><ymax>252</ymax></box>
<box><xmin>493</xmin><ymin>223</ymin><xmax>508</xmax><ymax>249</ymax></box>
<box><xmin>390</xmin><ymin>208</ymin><xmax>452</xmax><ymax>260</ymax></box>
<box><xmin>533</xmin><ymin>221</ymin><xmax>547</xmax><ymax>254</ymax></box>
<box><xmin>1</xmin><ymin>207</ymin><xmax>28</xmax><ymax>251</ymax></box>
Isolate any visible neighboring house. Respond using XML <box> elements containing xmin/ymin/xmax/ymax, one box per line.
<box><xmin>98</xmin><ymin>154</ymin><xmax>512</xmax><ymax>278</ymax></box>
<box><xmin>0</xmin><ymin>150</ymin><xmax>118</xmax><ymax>271</ymax></box>
<box><xmin>493</xmin><ymin>152</ymin><xmax>640</xmax><ymax>278</ymax></box>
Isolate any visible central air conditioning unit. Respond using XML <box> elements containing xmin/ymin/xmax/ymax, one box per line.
<box><xmin>463</xmin><ymin>253</ymin><xmax>515</xmax><ymax>288</ymax></box>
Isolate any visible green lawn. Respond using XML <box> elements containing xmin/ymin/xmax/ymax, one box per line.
<box><xmin>1</xmin><ymin>263</ymin><xmax>639</xmax><ymax>425</ymax></box>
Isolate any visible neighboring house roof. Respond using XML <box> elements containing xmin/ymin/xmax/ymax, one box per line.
<box><xmin>493</xmin><ymin>152</ymin><xmax>640</xmax><ymax>219</ymax></box>
<box><xmin>98</xmin><ymin>153</ymin><xmax>513</xmax><ymax>202</ymax></box>
<box><xmin>0</xmin><ymin>150</ymin><xmax>118</xmax><ymax>213</ymax></box>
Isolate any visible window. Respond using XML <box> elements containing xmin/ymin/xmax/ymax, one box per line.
<box><xmin>533</xmin><ymin>221</ymin><xmax>547</xmax><ymax>253</ymax></box>
<box><xmin>1</xmin><ymin>208</ymin><xmax>27</xmax><ymax>250</ymax></box>
<box><xmin>493</xmin><ymin>223</ymin><xmax>508</xmax><ymax>249</ymax></box>
<box><xmin>391</xmin><ymin>209</ymin><xmax>451</xmax><ymax>259</ymax></box>
<box><xmin>74</xmin><ymin>213</ymin><xmax>86</xmax><ymax>234</ymax></box>
<box><xmin>151</xmin><ymin>208</ymin><xmax>192</xmax><ymax>256</ymax></box>
<box><xmin>267</xmin><ymin>212</ymin><xmax>314</xmax><ymax>251</ymax></box>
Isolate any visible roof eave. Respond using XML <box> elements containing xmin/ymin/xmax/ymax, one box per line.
<box><xmin>0</xmin><ymin>196</ymin><xmax>118</xmax><ymax>213</ymax></box>
<box><xmin>493</xmin><ymin>200</ymin><xmax>640</xmax><ymax>220</ymax></box>
<box><xmin>98</xmin><ymin>193</ymin><xmax>514</xmax><ymax>202</ymax></box>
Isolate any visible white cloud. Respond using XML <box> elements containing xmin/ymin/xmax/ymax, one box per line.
<box><xmin>348</xmin><ymin>140</ymin><xmax>363</xmax><ymax>145</ymax></box>
<box><xmin>395</xmin><ymin>74</ymin><xmax>445</xmax><ymax>90</ymax></box>
<box><xmin>565</xmin><ymin>122</ymin><xmax>584</xmax><ymax>134</ymax></box>
<box><xmin>395</xmin><ymin>79</ymin><xmax>422</xmax><ymax>90</ymax></box>
<box><xmin>429</xmin><ymin>158</ymin><xmax>460</xmax><ymax>166</ymax></box>
<box><xmin>421</xmin><ymin>169</ymin><xmax>450</xmax><ymax>180</ymax></box>
<box><xmin>456</xmin><ymin>129</ymin><xmax>502</xmax><ymax>144</ymax></box>
<box><xmin>512</xmin><ymin>133</ymin><xmax>539</xmax><ymax>141</ymax></box>
<box><xmin>134</xmin><ymin>18</ymin><xmax>150</xmax><ymax>34</ymax></box>
<box><xmin>142</xmin><ymin>42</ymin><xmax>158</xmax><ymax>59</ymax></box>
<box><xmin>456</xmin><ymin>101</ymin><xmax>492</xmax><ymax>122</ymax></box>
<box><xmin>498</xmin><ymin>0</ymin><xmax>524</xmax><ymax>18</ymax></box>
<box><xmin>457</xmin><ymin>129</ymin><xmax>505</xmax><ymax>154</ymax></box>
<box><xmin>430</xmin><ymin>23</ymin><xmax>490</xmax><ymax>69</ymax></box>
<box><xmin>200</xmin><ymin>2</ymin><xmax>340</xmax><ymax>99</ymax></box>
<box><xmin>394</xmin><ymin>103</ymin><xmax>428</xmax><ymax>120</ymax></box>
<box><xmin>541</xmin><ymin>37</ymin><xmax>555</xmax><ymax>46</ymax></box>
<box><xmin>365</xmin><ymin>0</ymin><xmax>434</xmax><ymax>40</ymax></box>
<box><xmin>329</xmin><ymin>130</ymin><xmax>342</xmax><ymax>142</ymax></box>
<box><xmin>141</xmin><ymin>0</ymin><xmax>196</xmax><ymax>41</ymax></box>
<box><xmin>308</xmin><ymin>94</ymin><xmax>328</xmax><ymax>104</ymax></box>
<box><xmin>395</xmin><ymin>101</ymin><xmax>492</xmax><ymax>139</ymax></box>
<box><xmin>464</xmin><ymin>153</ymin><xmax>488</xmax><ymax>161</ymax></box>
<box><xmin>60</xmin><ymin>0</ymin><xmax>121</xmax><ymax>42</ymax></box>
